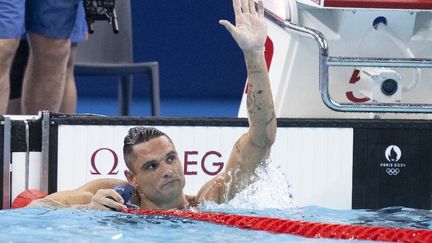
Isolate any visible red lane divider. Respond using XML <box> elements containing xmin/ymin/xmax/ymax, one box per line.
<box><xmin>127</xmin><ymin>209</ymin><xmax>432</xmax><ymax>243</ymax></box>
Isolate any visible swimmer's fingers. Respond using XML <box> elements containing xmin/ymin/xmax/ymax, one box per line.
<box><xmin>248</xmin><ymin>0</ymin><xmax>256</xmax><ymax>15</ymax></box>
<box><xmin>95</xmin><ymin>189</ymin><xmax>124</xmax><ymax>203</ymax></box>
<box><xmin>232</xmin><ymin>0</ymin><xmax>241</xmax><ymax>17</ymax></box>
<box><xmin>91</xmin><ymin>189</ymin><xmax>126</xmax><ymax>211</ymax></box>
<box><xmin>257</xmin><ymin>0</ymin><xmax>264</xmax><ymax>18</ymax></box>
<box><xmin>240</xmin><ymin>0</ymin><xmax>249</xmax><ymax>14</ymax></box>
<box><xmin>219</xmin><ymin>20</ymin><xmax>237</xmax><ymax>37</ymax></box>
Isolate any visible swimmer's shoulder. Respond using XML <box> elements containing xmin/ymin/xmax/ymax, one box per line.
<box><xmin>195</xmin><ymin>174</ymin><xmax>226</xmax><ymax>204</ymax></box>
<box><xmin>77</xmin><ymin>178</ymin><xmax>128</xmax><ymax>194</ymax></box>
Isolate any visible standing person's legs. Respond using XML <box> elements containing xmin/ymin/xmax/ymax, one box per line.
<box><xmin>60</xmin><ymin>1</ymin><xmax>87</xmax><ymax>113</ymax></box>
<box><xmin>22</xmin><ymin>33</ymin><xmax>71</xmax><ymax>114</ymax></box>
<box><xmin>0</xmin><ymin>0</ymin><xmax>25</xmax><ymax>113</ymax></box>
<box><xmin>8</xmin><ymin>41</ymin><xmax>77</xmax><ymax>114</ymax></box>
<box><xmin>21</xmin><ymin>0</ymin><xmax>78</xmax><ymax>114</ymax></box>
<box><xmin>60</xmin><ymin>45</ymin><xmax>78</xmax><ymax>113</ymax></box>
<box><xmin>0</xmin><ymin>39</ymin><xmax>20</xmax><ymax>113</ymax></box>
<box><xmin>7</xmin><ymin>39</ymin><xmax>29</xmax><ymax>114</ymax></box>
<box><xmin>9</xmin><ymin>0</ymin><xmax>86</xmax><ymax>114</ymax></box>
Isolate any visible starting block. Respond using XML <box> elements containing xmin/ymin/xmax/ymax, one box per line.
<box><xmin>239</xmin><ymin>0</ymin><xmax>432</xmax><ymax>118</ymax></box>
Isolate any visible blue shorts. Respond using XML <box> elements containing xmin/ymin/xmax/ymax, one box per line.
<box><xmin>0</xmin><ymin>0</ymin><xmax>83</xmax><ymax>39</ymax></box>
<box><xmin>70</xmin><ymin>0</ymin><xmax>87</xmax><ymax>42</ymax></box>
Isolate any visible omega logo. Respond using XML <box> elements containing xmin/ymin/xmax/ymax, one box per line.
<box><xmin>184</xmin><ymin>150</ymin><xmax>225</xmax><ymax>176</ymax></box>
<box><xmin>90</xmin><ymin>148</ymin><xmax>119</xmax><ymax>175</ymax></box>
<box><xmin>89</xmin><ymin>148</ymin><xmax>225</xmax><ymax>176</ymax></box>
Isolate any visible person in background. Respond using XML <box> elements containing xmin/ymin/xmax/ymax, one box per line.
<box><xmin>7</xmin><ymin>39</ymin><xmax>28</xmax><ymax>114</ymax></box>
<box><xmin>0</xmin><ymin>0</ymin><xmax>84</xmax><ymax>115</ymax></box>
<box><xmin>7</xmin><ymin>42</ymin><xmax>84</xmax><ymax>114</ymax></box>
<box><xmin>28</xmin><ymin>0</ymin><xmax>276</xmax><ymax>211</ymax></box>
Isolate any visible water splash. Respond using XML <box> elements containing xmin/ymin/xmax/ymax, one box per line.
<box><xmin>201</xmin><ymin>159</ymin><xmax>294</xmax><ymax>210</ymax></box>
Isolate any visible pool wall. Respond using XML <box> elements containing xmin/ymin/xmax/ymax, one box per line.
<box><xmin>1</xmin><ymin>112</ymin><xmax>431</xmax><ymax>210</ymax></box>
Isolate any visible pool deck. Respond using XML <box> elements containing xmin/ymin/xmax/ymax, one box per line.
<box><xmin>77</xmin><ymin>97</ymin><xmax>240</xmax><ymax>118</ymax></box>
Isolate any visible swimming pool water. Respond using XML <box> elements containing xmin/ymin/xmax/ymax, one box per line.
<box><xmin>2</xmin><ymin>163</ymin><xmax>430</xmax><ymax>242</ymax></box>
<box><xmin>0</xmin><ymin>206</ymin><xmax>430</xmax><ymax>242</ymax></box>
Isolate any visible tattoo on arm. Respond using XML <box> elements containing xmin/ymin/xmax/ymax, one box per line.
<box><xmin>265</xmin><ymin>111</ymin><xmax>276</xmax><ymax>126</ymax></box>
<box><xmin>247</xmin><ymin>87</ymin><xmax>266</xmax><ymax>115</ymax></box>
<box><xmin>235</xmin><ymin>140</ymin><xmax>241</xmax><ymax>154</ymax></box>
<box><xmin>247</xmin><ymin>85</ymin><xmax>255</xmax><ymax>115</ymax></box>
<box><xmin>247</xmin><ymin>64</ymin><xmax>265</xmax><ymax>74</ymax></box>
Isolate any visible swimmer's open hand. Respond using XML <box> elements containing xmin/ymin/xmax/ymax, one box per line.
<box><xmin>88</xmin><ymin>189</ymin><xmax>127</xmax><ymax>211</ymax></box>
<box><xmin>220</xmin><ymin>0</ymin><xmax>266</xmax><ymax>52</ymax></box>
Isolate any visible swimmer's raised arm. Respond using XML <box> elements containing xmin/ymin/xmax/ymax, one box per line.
<box><xmin>196</xmin><ymin>0</ymin><xmax>276</xmax><ymax>203</ymax></box>
<box><xmin>27</xmin><ymin>178</ymin><xmax>128</xmax><ymax>211</ymax></box>
<box><xmin>28</xmin><ymin>0</ymin><xmax>273</xmax><ymax>210</ymax></box>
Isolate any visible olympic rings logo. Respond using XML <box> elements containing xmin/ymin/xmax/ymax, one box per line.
<box><xmin>386</xmin><ymin>168</ymin><xmax>400</xmax><ymax>176</ymax></box>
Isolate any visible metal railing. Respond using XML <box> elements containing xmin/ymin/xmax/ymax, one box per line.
<box><xmin>2</xmin><ymin>117</ymin><xmax>11</xmax><ymax>209</ymax></box>
<box><xmin>264</xmin><ymin>8</ymin><xmax>432</xmax><ymax>113</ymax></box>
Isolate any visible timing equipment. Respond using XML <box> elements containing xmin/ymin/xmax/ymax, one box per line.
<box><xmin>83</xmin><ymin>0</ymin><xmax>119</xmax><ymax>34</ymax></box>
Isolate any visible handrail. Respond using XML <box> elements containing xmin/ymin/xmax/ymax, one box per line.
<box><xmin>24</xmin><ymin>120</ymin><xmax>30</xmax><ymax>190</ymax></box>
<box><xmin>41</xmin><ymin>111</ymin><xmax>50</xmax><ymax>194</ymax></box>
<box><xmin>264</xmin><ymin>7</ymin><xmax>432</xmax><ymax>113</ymax></box>
<box><xmin>2</xmin><ymin>117</ymin><xmax>11</xmax><ymax>209</ymax></box>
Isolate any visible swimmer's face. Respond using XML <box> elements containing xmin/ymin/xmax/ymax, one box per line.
<box><xmin>126</xmin><ymin>136</ymin><xmax>185</xmax><ymax>205</ymax></box>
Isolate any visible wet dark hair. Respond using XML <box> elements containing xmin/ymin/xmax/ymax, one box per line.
<box><xmin>123</xmin><ymin>127</ymin><xmax>171</xmax><ymax>171</ymax></box>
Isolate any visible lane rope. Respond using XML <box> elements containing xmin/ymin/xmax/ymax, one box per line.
<box><xmin>12</xmin><ymin>189</ymin><xmax>432</xmax><ymax>242</ymax></box>
<box><xmin>127</xmin><ymin>209</ymin><xmax>432</xmax><ymax>243</ymax></box>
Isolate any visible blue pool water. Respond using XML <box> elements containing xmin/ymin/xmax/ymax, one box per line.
<box><xmin>0</xmin><ymin>206</ymin><xmax>430</xmax><ymax>242</ymax></box>
<box><xmin>1</xmin><ymin>164</ymin><xmax>431</xmax><ymax>242</ymax></box>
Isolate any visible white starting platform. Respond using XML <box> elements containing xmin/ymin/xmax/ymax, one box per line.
<box><xmin>239</xmin><ymin>0</ymin><xmax>432</xmax><ymax>119</ymax></box>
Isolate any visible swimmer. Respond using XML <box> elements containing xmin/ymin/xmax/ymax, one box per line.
<box><xmin>28</xmin><ymin>0</ymin><xmax>276</xmax><ymax>210</ymax></box>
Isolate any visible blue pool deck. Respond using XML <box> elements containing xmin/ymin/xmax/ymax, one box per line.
<box><xmin>77</xmin><ymin>97</ymin><xmax>240</xmax><ymax>118</ymax></box>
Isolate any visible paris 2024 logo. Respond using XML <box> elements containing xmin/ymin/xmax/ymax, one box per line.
<box><xmin>380</xmin><ymin>145</ymin><xmax>406</xmax><ymax>176</ymax></box>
